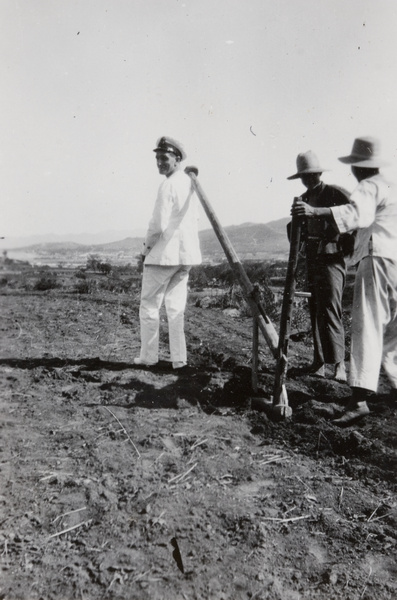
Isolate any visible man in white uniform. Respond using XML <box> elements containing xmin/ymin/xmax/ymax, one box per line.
<box><xmin>292</xmin><ymin>136</ymin><xmax>397</xmax><ymax>425</ymax></box>
<box><xmin>134</xmin><ymin>136</ymin><xmax>202</xmax><ymax>369</ymax></box>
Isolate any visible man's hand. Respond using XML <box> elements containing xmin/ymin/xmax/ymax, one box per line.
<box><xmin>290</xmin><ymin>198</ymin><xmax>332</xmax><ymax>219</ymax></box>
<box><xmin>184</xmin><ymin>165</ymin><xmax>199</xmax><ymax>177</ymax></box>
<box><xmin>290</xmin><ymin>198</ymin><xmax>315</xmax><ymax>217</ymax></box>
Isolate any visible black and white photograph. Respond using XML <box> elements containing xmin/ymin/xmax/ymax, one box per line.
<box><xmin>1</xmin><ymin>1</ymin><xmax>396</xmax><ymax>598</ymax></box>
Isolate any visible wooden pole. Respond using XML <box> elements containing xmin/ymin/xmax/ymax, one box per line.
<box><xmin>185</xmin><ymin>167</ymin><xmax>292</xmax><ymax>417</ymax></box>
<box><xmin>272</xmin><ymin>213</ymin><xmax>302</xmax><ymax>405</ymax></box>
<box><xmin>185</xmin><ymin>169</ymin><xmax>279</xmax><ymax>358</ymax></box>
<box><xmin>252</xmin><ymin>315</ymin><xmax>259</xmax><ymax>394</ymax></box>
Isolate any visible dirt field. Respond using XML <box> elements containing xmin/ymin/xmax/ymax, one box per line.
<box><xmin>0</xmin><ymin>282</ymin><xmax>396</xmax><ymax>600</ymax></box>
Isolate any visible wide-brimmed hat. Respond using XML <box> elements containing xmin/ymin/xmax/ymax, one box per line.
<box><xmin>338</xmin><ymin>136</ymin><xmax>388</xmax><ymax>167</ymax></box>
<box><xmin>153</xmin><ymin>136</ymin><xmax>186</xmax><ymax>160</ymax></box>
<box><xmin>287</xmin><ymin>150</ymin><xmax>328</xmax><ymax>180</ymax></box>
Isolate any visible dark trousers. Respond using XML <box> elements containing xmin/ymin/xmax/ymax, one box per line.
<box><xmin>306</xmin><ymin>250</ymin><xmax>346</xmax><ymax>365</ymax></box>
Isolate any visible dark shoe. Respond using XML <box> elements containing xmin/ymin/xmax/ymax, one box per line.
<box><xmin>332</xmin><ymin>401</ymin><xmax>370</xmax><ymax>427</ymax></box>
<box><xmin>309</xmin><ymin>399</ymin><xmax>343</xmax><ymax>419</ymax></box>
<box><xmin>290</xmin><ymin>363</ymin><xmax>325</xmax><ymax>377</ymax></box>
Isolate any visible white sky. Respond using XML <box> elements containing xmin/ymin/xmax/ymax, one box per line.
<box><xmin>1</xmin><ymin>0</ymin><xmax>397</xmax><ymax>237</ymax></box>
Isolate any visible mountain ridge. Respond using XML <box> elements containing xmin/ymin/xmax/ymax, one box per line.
<box><xmin>4</xmin><ymin>218</ymin><xmax>291</xmax><ymax>265</ymax></box>
<box><xmin>0</xmin><ymin>229</ymin><xmax>146</xmax><ymax>250</ymax></box>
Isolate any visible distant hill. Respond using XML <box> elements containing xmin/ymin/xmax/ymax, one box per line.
<box><xmin>199</xmin><ymin>219</ymin><xmax>290</xmax><ymax>262</ymax></box>
<box><xmin>12</xmin><ymin>238</ymin><xmax>143</xmax><ymax>254</ymax></box>
<box><xmin>0</xmin><ymin>229</ymin><xmax>145</xmax><ymax>249</ymax></box>
<box><xmin>5</xmin><ymin>219</ymin><xmax>291</xmax><ymax>266</ymax></box>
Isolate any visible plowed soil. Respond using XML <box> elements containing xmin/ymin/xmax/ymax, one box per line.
<box><xmin>0</xmin><ymin>286</ymin><xmax>396</xmax><ymax>600</ymax></box>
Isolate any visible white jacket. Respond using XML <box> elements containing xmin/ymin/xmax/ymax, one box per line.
<box><xmin>331</xmin><ymin>174</ymin><xmax>397</xmax><ymax>265</ymax></box>
<box><xmin>142</xmin><ymin>169</ymin><xmax>202</xmax><ymax>266</ymax></box>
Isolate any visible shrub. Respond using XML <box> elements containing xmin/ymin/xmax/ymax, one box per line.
<box><xmin>34</xmin><ymin>270</ymin><xmax>59</xmax><ymax>291</ymax></box>
<box><xmin>98</xmin><ymin>274</ymin><xmax>135</xmax><ymax>293</ymax></box>
<box><xmin>86</xmin><ymin>255</ymin><xmax>112</xmax><ymax>274</ymax></box>
<box><xmin>73</xmin><ymin>279</ymin><xmax>97</xmax><ymax>294</ymax></box>
<box><xmin>98</xmin><ymin>262</ymin><xmax>112</xmax><ymax>275</ymax></box>
<box><xmin>190</xmin><ymin>262</ymin><xmax>281</xmax><ymax>319</ymax></box>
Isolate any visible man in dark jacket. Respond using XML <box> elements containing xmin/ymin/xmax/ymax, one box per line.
<box><xmin>288</xmin><ymin>150</ymin><xmax>351</xmax><ymax>381</ymax></box>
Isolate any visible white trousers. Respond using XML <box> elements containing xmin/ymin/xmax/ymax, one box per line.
<box><xmin>138</xmin><ymin>265</ymin><xmax>191</xmax><ymax>364</ymax></box>
<box><xmin>349</xmin><ymin>256</ymin><xmax>397</xmax><ymax>391</ymax></box>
